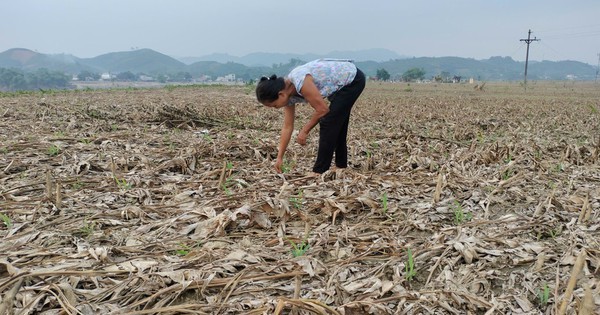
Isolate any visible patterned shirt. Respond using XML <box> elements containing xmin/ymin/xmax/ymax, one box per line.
<box><xmin>287</xmin><ymin>59</ymin><xmax>357</xmax><ymax>104</ymax></box>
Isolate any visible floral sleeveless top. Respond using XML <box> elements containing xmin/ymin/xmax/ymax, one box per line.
<box><xmin>287</xmin><ymin>59</ymin><xmax>357</xmax><ymax>103</ymax></box>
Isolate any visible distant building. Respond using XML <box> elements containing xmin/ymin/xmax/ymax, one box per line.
<box><xmin>100</xmin><ymin>73</ymin><xmax>112</xmax><ymax>81</ymax></box>
<box><xmin>566</xmin><ymin>74</ymin><xmax>577</xmax><ymax>80</ymax></box>
<box><xmin>216</xmin><ymin>74</ymin><xmax>236</xmax><ymax>82</ymax></box>
<box><xmin>195</xmin><ymin>75</ymin><xmax>211</xmax><ymax>82</ymax></box>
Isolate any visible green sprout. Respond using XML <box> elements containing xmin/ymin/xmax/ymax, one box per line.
<box><xmin>281</xmin><ymin>159</ymin><xmax>295</xmax><ymax>174</ymax></box>
<box><xmin>554</xmin><ymin>163</ymin><xmax>564</xmax><ymax>173</ymax></box>
<box><xmin>405</xmin><ymin>248</ymin><xmax>417</xmax><ymax>281</ymax></box>
<box><xmin>80</xmin><ymin>220</ymin><xmax>95</xmax><ymax>238</ymax></box>
<box><xmin>114</xmin><ymin>177</ymin><xmax>132</xmax><ymax>190</ymax></box>
<box><xmin>221</xmin><ymin>181</ymin><xmax>232</xmax><ymax>195</ymax></box>
<box><xmin>202</xmin><ymin>134</ymin><xmax>213</xmax><ymax>143</ymax></box>
<box><xmin>175</xmin><ymin>243</ymin><xmax>191</xmax><ymax>256</ymax></box>
<box><xmin>452</xmin><ymin>200</ymin><xmax>472</xmax><ymax>225</ymax></box>
<box><xmin>71</xmin><ymin>180</ymin><xmax>84</xmax><ymax>190</ymax></box>
<box><xmin>380</xmin><ymin>192</ymin><xmax>389</xmax><ymax>214</ymax></box>
<box><xmin>47</xmin><ymin>144</ymin><xmax>60</xmax><ymax>156</ymax></box>
<box><xmin>0</xmin><ymin>213</ymin><xmax>12</xmax><ymax>229</ymax></box>
<box><xmin>501</xmin><ymin>168</ymin><xmax>514</xmax><ymax>181</ymax></box>
<box><xmin>288</xmin><ymin>233</ymin><xmax>310</xmax><ymax>257</ymax></box>
<box><xmin>537</xmin><ymin>283</ymin><xmax>550</xmax><ymax>307</ymax></box>
<box><xmin>289</xmin><ymin>190</ymin><xmax>304</xmax><ymax>209</ymax></box>
<box><xmin>477</xmin><ymin>131</ymin><xmax>484</xmax><ymax>143</ymax></box>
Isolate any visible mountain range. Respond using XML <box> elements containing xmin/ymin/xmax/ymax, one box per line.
<box><xmin>0</xmin><ymin>48</ymin><xmax>597</xmax><ymax>81</ymax></box>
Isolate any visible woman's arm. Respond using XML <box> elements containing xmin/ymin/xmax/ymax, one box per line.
<box><xmin>275</xmin><ymin>104</ymin><xmax>295</xmax><ymax>172</ymax></box>
<box><xmin>297</xmin><ymin>75</ymin><xmax>329</xmax><ymax>145</ymax></box>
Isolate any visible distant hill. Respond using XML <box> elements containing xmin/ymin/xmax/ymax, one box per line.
<box><xmin>355</xmin><ymin>56</ymin><xmax>597</xmax><ymax>81</ymax></box>
<box><xmin>178</xmin><ymin>48</ymin><xmax>407</xmax><ymax>66</ymax></box>
<box><xmin>0</xmin><ymin>48</ymin><xmax>597</xmax><ymax>81</ymax></box>
<box><xmin>82</xmin><ymin>48</ymin><xmax>187</xmax><ymax>74</ymax></box>
<box><xmin>0</xmin><ymin>48</ymin><xmax>95</xmax><ymax>73</ymax></box>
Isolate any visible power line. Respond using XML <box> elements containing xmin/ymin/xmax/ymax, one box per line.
<box><xmin>536</xmin><ymin>23</ymin><xmax>600</xmax><ymax>34</ymax></box>
<box><xmin>541</xmin><ymin>30</ymin><xmax>600</xmax><ymax>40</ymax></box>
<box><xmin>520</xmin><ymin>29</ymin><xmax>540</xmax><ymax>90</ymax></box>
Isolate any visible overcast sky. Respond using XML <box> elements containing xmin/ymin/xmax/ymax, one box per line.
<box><xmin>3</xmin><ymin>1</ymin><xmax>600</xmax><ymax>65</ymax></box>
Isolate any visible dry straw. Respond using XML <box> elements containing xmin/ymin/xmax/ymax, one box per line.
<box><xmin>0</xmin><ymin>82</ymin><xmax>599</xmax><ymax>313</ymax></box>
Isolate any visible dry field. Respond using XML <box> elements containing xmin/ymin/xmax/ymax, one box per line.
<box><xmin>0</xmin><ymin>81</ymin><xmax>599</xmax><ymax>314</ymax></box>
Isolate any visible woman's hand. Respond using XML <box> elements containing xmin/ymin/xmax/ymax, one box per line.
<box><xmin>274</xmin><ymin>157</ymin><xmax>284</xmax><ymax>173</ymax></box>
<box><xmin>296</xmin><ymin>129</ymin><xmax>308</xmax><ymax>145</ymax></box>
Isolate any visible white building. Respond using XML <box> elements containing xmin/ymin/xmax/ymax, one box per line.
<box><xmin>216</xmin><ymin>74</ymin><xmax>236</xmax><ymax>82</ymax></box>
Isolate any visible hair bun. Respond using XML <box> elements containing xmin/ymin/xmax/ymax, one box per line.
<box><xmin>269</xmin><ymin>74</ymin><xmax>277</xmax><ymax>81</ymax></box>
<box><xmin>260</xmin><ymin>76</ymin><xmax>269</xmax><ymax>82</ymax></box>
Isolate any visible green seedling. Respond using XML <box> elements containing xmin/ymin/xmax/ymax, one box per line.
<box><xmin>554</xmin><ymin>163</ymin><xmax>564</xmax><ymax>173</ymax></box>
<box><xmin>537</xmin><ymin>227</ymin><xmax>560</xmax><ymax>240</ymax></box>
<box><xmin>452</xmin><ymin>200</ymin><xmax>472</xmax><ymax>225</ymax></box>
<box><xmin>405</xmin><ymin>248</ymin><xmax>417</xmax><ymax>281</ymax></box>
<box><xmin>221</xmin><ymin>182</ymin><xmax>232</xmax><ymax>195</ymax></box>
<box><xmin>114</xmin><ymin>177</ymin><xmax>132</xmax><ymax>190</ymax></box>
<box><xmin>80</xmin><ymin>220</ymin><xmax>95</xmax><ymax>238</ymax></box>
<box><xmin>202</xmin><ymin>134</ymin><xmax>213</xmax><ymax>143</ymax></box>
<box><xmin>537</xmin><ymin>283</ymin><xmax>550</xmax><ymax>307</ymax></box>
<box><xmin>477</xmin><ymin>131</ymin><xmax>484</xmax><ymax>143</ymax></box>
<box><xmin>281</xmin><ymin>159</ymin><xmax>295</xmax><ymax>174</ymax></box>
<box><xmin>47</xmin><ymin>144</ymin><xmax>60</xmax><ymax>156</ymax></box>
<box><xmin>221</xmin><ymin>175</ymin><xmax>235</xmax><ymax>196</ymax></box>
<box><xmin>289</xmin><ymin>190</ymin><xmax>304</xmax><ymax>209</ymax></box>
<box><xmin>0</xmin><ymin>213</ymin><xmax>12</xmax><ymax>229</ymax></box>
<box><xmin>175</xmin><ymin>243</ymin><xmax>191</xmax><ymax>256</ymax></box>
<box><xmin>221</xmin><ymin>161</ymin><xmax>242</xmax><ymax>195</ymax></box>
<box><xmin>380</xmin><ymin>192</ymin><xmax>389</xmax><ymax>214</ymax></box>
<box><xmin>501</xmin><ymin>169</ymin><xmax>514</xmax><ymax>181</ymax></box>
<box><xmin>71</xmin><ymin>180</ymin><xmax>84</xmax><ymax>190</ymax></box>
<box><xmin>288</xmin><ymin>233</ymin><xmax>310</xmax><ymax>257</ymax></box>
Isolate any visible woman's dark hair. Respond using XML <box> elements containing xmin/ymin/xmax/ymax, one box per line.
<box><xmin>256</xmin><ymin>74</ymin><xmax>285</xmax><ymax>103</ymax></box>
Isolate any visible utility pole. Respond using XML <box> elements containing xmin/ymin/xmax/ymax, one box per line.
<box><xmin>520</xmin><ymin>29</ymin><xmax>540</xmax><ymax>90</ymax></box>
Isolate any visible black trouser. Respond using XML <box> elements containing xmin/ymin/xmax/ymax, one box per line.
<box><xmin>313</xmin><ymin>69</ymin><xmax>365</xmax><ymax>173</ymax></box>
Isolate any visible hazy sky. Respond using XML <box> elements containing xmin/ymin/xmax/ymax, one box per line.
<box><xmin>3</xmin><ymin>1</ymin><xmax>600</xmax><ymax>65</ymax></box>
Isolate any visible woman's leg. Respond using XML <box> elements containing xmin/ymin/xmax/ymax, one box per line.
<box><xmin>334</xmin><ymin>113</ymin><xmax>351</xmax><ymax>168</ymax></box>
<box><xmin>313</xmin><ymin>69</ymin><xmax>365</xmax><ymax>173</ymax></box>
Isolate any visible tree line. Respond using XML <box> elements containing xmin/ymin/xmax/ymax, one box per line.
<box><xmin>0</xmin><ymin>68</ymin><xmax>71</xmax><ymax>91</ymax></box>
<box><xmin>376</xmin><ymin>67</ymin><xmax>427</xmax><ymax>82</ymax></box>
